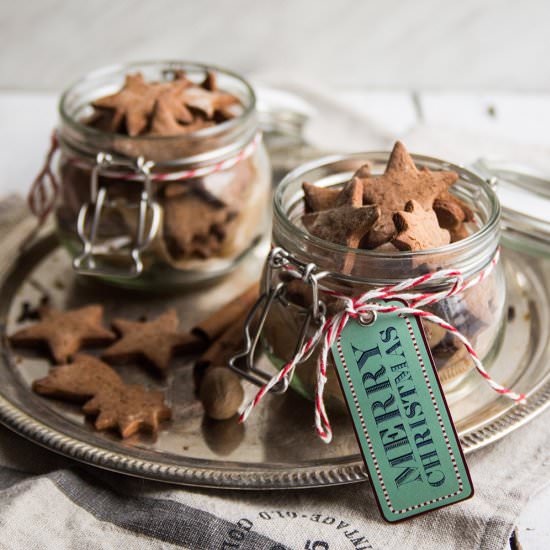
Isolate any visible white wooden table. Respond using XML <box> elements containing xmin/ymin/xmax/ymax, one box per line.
<box><xmin>0</xmin><ymin>90</ymin><xmax>548</xmax><ymax>549</ymax></box>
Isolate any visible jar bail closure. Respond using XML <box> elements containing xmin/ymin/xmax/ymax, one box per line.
<box><xmin>70</xmin><ymin>132</ymin><xmax>261</xmax><ymax>278</ymax></box>
<box><xmin>228</xmin><ymin>247</ymin><xmax>328</xmax><ymax>392</ymax></box>
<box><xmin>73</xmin><ymin>152</ymin><xmax>161</xmax><ymax>278</ymax></box>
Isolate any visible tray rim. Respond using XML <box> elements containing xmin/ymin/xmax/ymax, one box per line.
<box><xmin>1</xmin><ymin>373</ymin><xmax>550</xmax><ymax>489</ymax></box>
<box><xmin>1</xmin><ymin>227</ymin><xmax>550</xmax><ymax>489</ymax></box>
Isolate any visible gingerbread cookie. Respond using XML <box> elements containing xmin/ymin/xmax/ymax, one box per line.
<box><xmin>303</xmin><ymin>205</ymin><xmax>379</xmax><ymax>272</ymax></box>
<box><xmin>32</xmin><ymin>354</ymin><xmax>171</xmax><ymax>439</ymax></box>
<box><xmin>392</xmin><ymin>200</ymin><xmax>451</xmax><ymax>251</ymax></box>
<box><xmin>88</xmin><ymin>70</ymin><xmax>241</xmax><ymax>138</ymax></box>
<box><xmin>162</xmin><ymin>184</ymin><xmax>236</xmax><ymax>260</ymax></box>
<box><xmin>302</xmin><ymin>182</ymin><xmax>340</xmax><ymax>213</ymax></box>
<box><xmin>356</xmin><ymin>141</ymin><xmax>458</xmax><ymax>247</ymax></box>
<box><xmin>303</xmin><ymin>205</ymin><xmax>379</xmax><ymax>250</ymax></box>
<box><xmin>92</xmin><ymin>73</ymin><xmax>164</xmax><ymax>136</ymax></box>
<box><xmin>201</xmin><ymin>70</ymin><xmax>217</xmax><ymax>91</ymax></box>
<box><xmin>334</xmin><ymin>177</ymin><xmax>364</xmax><ymax>207</ymax></box>
<box><xmin>301</xmin><ymin>165</ymin><xmax>371</xmax><ymax>214</ymax></box>
<box><xmin>10</xmin><ymin>305</ymin><xmax>115</xmax><ymax>364</ymax></box>
<box><xmin>302</xmin><ymin>179</ymin><xmax>379</xmax><ymax>271</ymax></box>
<box><xmin>433</xmin><ymin>196</ymin><xmax>468</xmax><ymax>230</ymax></box>
<box><xmin>149</xmin><ymin>86</ymin><xmax>195</xmax><ymax>136</ymax></box>
<box><xmin>449</xmin><ymin>223</ymin><xmax>470</xmax><ymax>243</ymax></box>
<box><xmin>33</xmin><ymin>354</ymin><xmax>122</xmax><ymax>402</ymax></box>
<box><xmin>102</xmin><ymin>309</ymin><xmax>204</xmax><ymax>372</ymax></box>
<box><xmin>433</xmin><ymin>194</ymin><xmax>474</xmax><ymax>243</ymax></box>
<box><xmin>434</xmin><ymin>193</ymin><xmax>472</xmax><ymax>223</ymax></box>
<box><xmin>82</xmin><ymin>384</ymin><xmax>172</xmax><ymax>438</ymax></box>
<box><xmin>302</xmin><ymin>207</ymin><xmax>379</xmax><ymax>247</ymax></box>
<box><xmin>180</xmin><ymin>86</ymin><xmax>239</xmax><ymax>121</ymax></box>
<box><xmin>302</xmin><ymin>178</ymin><xmax>378</xmax><ymax>243</ymax></box>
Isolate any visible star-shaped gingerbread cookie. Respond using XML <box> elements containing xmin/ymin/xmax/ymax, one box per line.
<box><xmin>302</xmin><ymin>179</ymin><xmax>379</xmax><ymax>271</ymax></box>
<box><xmin>33</xmin><ymin>354</ymin><xmax>123</xmax><ymax>402</ymax></box>
<box><xmin>149</xmin><ymin>85</ymin><xmax>195</xmax><ymax>136</ymax></box>
<box><xmin>302</xmin><ymin>178</ymin><xmax>378</xmax><ymax>243</ymax></box>
<box><xmin>301</xmin><ymin>163</ymin><xmax>371</xmax><ymax>214</ymax></box>
<box><xmin>304</xmin><ymin>203</ymin><xmax>379</xmax><ymax>250</ymax></box>
<box><xmin>102</xmin><ymin>309</ymin><xmax>203</xmax><ymax>372</ymax></box>
<box><xmin>180</xmin><ymin>86</ymin><xmax>239</xmax><ymax>121</ymax></box>
<box><xmin>392</xmin><ymin>200</ymin><xmax>451</xmax><ymax>251</ymax></box>
<box><xmin>302</xmin><ymin>182</ymin><xmax>340</xmax><ymax>213</ymax></box>
<box><xmin>82</xmin><ymin>385</ymin><xmax>172</xmax><ymax>438</ymax></box>
<box><xmin>356</xmin><ymin>141</ymin><xmax>459</xmax><ymax>247</ymax></box>
<box><xmin>10</xmin><ymin>305</ymin><xmax>115</xmax><ymax>364</ymax></box>
<box><xmin>162</xmin><ymin>184</ymin><xmax>235</xmax><ymax>260</ymax></box>
<box><xmin>201</xmin><ymin>70</ymin><xmax>217</xmax><ymax>91</ymax></box>
<box><xmin>433</xmin><ymin>194</ymin><xmax>474</xmax><ymax>242</ymax></box>
<box><xmin>92</xmin><ymin>73</ymin><xmax>162</xmax><ymax>136</ymax></box>
<box><xmin>89</xmin><ymin>70</ymin><xmax>241</xmax><ymax>137</ymax></box>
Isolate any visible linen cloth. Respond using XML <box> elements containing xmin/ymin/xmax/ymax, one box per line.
<box><xmin>1</xmin><ymin>401</ymin><xmax>548</xmax><ymax>550</ymax></box>
<box><xmin>2</xmin><ymin>84</ymin><xmax>550</xmax><ymax>548</ymax></box>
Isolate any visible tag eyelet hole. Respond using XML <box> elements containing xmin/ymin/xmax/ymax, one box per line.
<box><xmin>358</xmin><ymin>311</ymin><xmax>377</xmax><ymax>326</ymax></box>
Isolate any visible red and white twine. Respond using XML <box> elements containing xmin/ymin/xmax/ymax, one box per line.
<box><xmin>28</xmin><ymin>131</ymin><xmax>261</xmax><ymax>222</ymax></box>
<box><xmin>28</xmin><ymin>132</ymin><xmax>59</xmax><ymax>223</ymax></box>
<box><xmin>66</xmin><ymin>132</ymin><xmax>262</xmax><ymax>182</ymax></box>
<box><xmin>239</xmin><ymin>249</ymin><xmax>526</xmax><ymax>443</ymax></box>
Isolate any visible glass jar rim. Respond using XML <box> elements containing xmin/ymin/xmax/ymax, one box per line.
<box><xmin>274</xmin><ymin>151</ymin><xmax>501</xmax><ymax>260</ymax></box>
<box><xmin>58</xmin><ymin>60</ymin><xmax>257</xmax><ymax>145</ymax></box>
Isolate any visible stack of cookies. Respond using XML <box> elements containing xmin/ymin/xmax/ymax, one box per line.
<box><xmin>87</xmin><ymin>70</ymin><xmax>241</xmax><ymax>136</ymax></box>
<box><xmin>301</xmin><ymin>141</ymin><xmax>473</xmax><ymax>255</ymax></box>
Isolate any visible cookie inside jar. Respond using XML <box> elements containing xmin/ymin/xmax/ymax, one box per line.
<box><xmin>55</xmin><ymin>61</ymin><xmax>271</xmax><ymax>288</ymax></box>
<box><xmin>262</xmin><ymin>142</ymin><xmax>506</xmax><ymax>408</ymax></box>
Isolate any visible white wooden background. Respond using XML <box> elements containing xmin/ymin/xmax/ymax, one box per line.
<box><xmin>1</xmin><ymin>0</ymin><xmax>550</xmax><ymax>92</ymax></box>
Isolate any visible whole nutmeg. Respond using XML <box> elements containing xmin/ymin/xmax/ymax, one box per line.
<box><xmin>199</xmin><ymin>367</ymin><xmax>244</xmax><ymax>420</ymax></box>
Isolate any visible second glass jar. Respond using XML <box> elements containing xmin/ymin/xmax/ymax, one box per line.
<box><xmin>262</xmin><ymin>153</ymin><xmax>506</xmax><ymax>408</ymax></box>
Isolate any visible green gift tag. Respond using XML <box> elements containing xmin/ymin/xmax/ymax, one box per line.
<box><xmin>331</xmin><ymin>300</ymin><xmax>473</xmax><ymax>522</ymax></box>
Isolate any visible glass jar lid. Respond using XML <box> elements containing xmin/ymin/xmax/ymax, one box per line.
<box><xmin>473</xmin><ymin>158</ymin><xmax>550</xmax><ymax>257</ymax></box>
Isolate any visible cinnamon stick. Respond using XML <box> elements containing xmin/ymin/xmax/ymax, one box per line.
<box><xmin>192</xmin><ymin>282</ymin><xmax>259</xmax><ymax>344</ymax></box>
<box><xmin>194</xmin><ymin>308</ymin><xmax>249</xmax><ymax>402</ymax></box>
<box><xmin>195</xmin><ymin>309</ymin><xmax>248</xmax><ymax>374</ymax></box>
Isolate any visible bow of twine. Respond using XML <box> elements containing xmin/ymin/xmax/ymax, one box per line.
<box><xmin>239</xmin><ymin>248</ymin><xmax>526</xmax><ymax>443</ymax></box>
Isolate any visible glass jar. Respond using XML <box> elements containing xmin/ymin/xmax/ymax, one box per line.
<box><xmin>261</xmin><ymin>153</ymin><xmax>505</xmax><ymax>408</ymax></box>
<box><xmin>55</xmin><ymin>61</ymin><xmax>271</xmax><ymax>289</ymax></box>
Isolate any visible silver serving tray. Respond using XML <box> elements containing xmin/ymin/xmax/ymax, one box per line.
<box><xmin>0</xmin><ymin>223</ymin><xmax>549</xmax><ymax>490</ymax></box>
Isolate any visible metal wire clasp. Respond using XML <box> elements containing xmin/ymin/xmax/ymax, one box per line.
<box><xmin>73</xmin><ymin>153</ymin><xmax>161</xmax><ymax>278</ymax></box>
<box><xmin>228</xmin><ymin>247</ymin><xmax>327</xmax><ymax>393</ymax></box>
